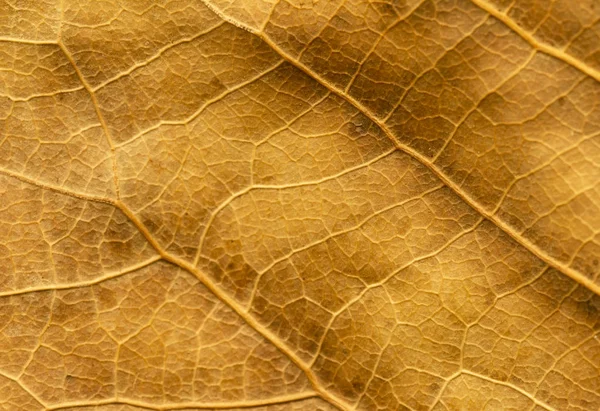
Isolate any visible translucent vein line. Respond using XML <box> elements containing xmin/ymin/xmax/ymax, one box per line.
<box><xmin>468</xmin><ymin>0</ymin><xmax>600</xmax><ymax>83</ymax></box>
<box><xmin>0</xmin><ymin>256</ymin><xmax>160</xmax><ymax>298</ymax></box>
<box><xmin>114</xmin><ymin>61</ymin><xmax>285</xmax><ymax>148</ymax></box>
<box><xmin>0</xmin><ymin>167</ymin><xmax>114</xmax><ymax>204</ymax></box>
<box><xmin>248</xmin><ymin>184</ymin><xmax>446</xmax><ymax>307</ymax></box>
<box><xmin>199</xmin><ymin>0</ymin><xmax>600</xmax><ymax>297</ymax></box>
<box><xmin>2</xmin><ymin>86</ymin><xmax>84</xmax><ymax>102</ymax></box>
<box><xmin>0</xmin><ymin>37</ymin><xmax>56</xmax><ymax>45</ymax></box>
<box><xmin>0</xmin><ymin>165</ymin><xmax>357</xmax><ymax>410</ymax></box>
<box><xmin>46</xmin><ymin>391</ymin><xmax>318</xmax><ymax>410</ymax></box>
<box><xmin>461</xmin><ymin>370</ymin><xmax>556</xmax><ymax>411</ymax></box>
<box><xmin>46</xmin><ymin>392</ymin><xmax>319</xmax><ymax>410</ymax></box>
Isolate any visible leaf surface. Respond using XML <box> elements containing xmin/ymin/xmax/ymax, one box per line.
<box><xmin>0</xmin><ymin>0</ymin><xmax>599</xmax><ymax>410</ymax></box>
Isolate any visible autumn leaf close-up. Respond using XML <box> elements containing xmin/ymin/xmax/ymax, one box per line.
<box><xmin>1</xmin><ymin>0</ymin><xmax>599</xmax><ymax>410</ymax></box>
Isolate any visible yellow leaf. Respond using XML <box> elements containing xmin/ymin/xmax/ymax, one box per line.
<box><xmin>1</xmin><ymin>0</ymin><xmax>598</xmax><ymax>410</ymax></box>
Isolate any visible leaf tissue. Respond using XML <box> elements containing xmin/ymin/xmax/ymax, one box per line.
<box><xmin>0</xmin><ymin>0</ymin><xmax>599</xmax><ymax>410</ymax></box>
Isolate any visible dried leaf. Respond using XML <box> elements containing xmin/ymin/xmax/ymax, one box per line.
<box><xmin>0</xmin><ymin>0</ymin><xmax>599</xmax><ymax>410</ymax></box>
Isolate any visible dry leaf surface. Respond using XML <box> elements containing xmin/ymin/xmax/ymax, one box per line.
<box><xmin>0</xmin><ymin>0</ymin><xmax>599</xmax><ymax>410</ymax></box>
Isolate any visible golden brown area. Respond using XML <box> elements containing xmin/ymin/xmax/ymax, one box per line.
<box><xmin>0</xmin><ymin>0</ymin><xmax>599</xmax><ymax>410</ymax></box>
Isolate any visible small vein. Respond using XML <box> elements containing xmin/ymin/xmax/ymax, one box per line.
<box><xmin>382</xmin><ymin>16</ymin><xmax>492</xmax><ymax>123</ymax></box>
<box><xmin>297</xmin><ymin>0</ymin><xmax>348</xmax><ymax>62</ymax></box>
<box><xmin>428</xmin><ymin>370</ymin><xmax>461</xmax><ymax>410</ymax></box>
<box><xmin>114</xmin><ymin>201</ymin><xmax>350</xmax><ymax>411</ymax></box>
<box><xmin>0</xmin><ymin>167</ymin><xmax>114</xmax><ymax>205</ymax></box>
<box><xmin>198</xmin><ymin>0</ymin><xmax>600</xmax><ymax>297</ymax></box>
<box><xmin>56</xmin><ymin>42</ymin><xmax>121</xmax><ymax>199</ymax></box>
<box><xmin>493</xmin><ymin>130</ymin><xmax>600</xmax><ymax>214</ymax></box>
<box><xmin>259</xmin><ymin>0</ymin><xmax>281</xmax><ymax>32</ymax></box>
<box><xmin>114</xmin><ymin>60</ymin><xmax>285</xmax><ymax>148</ymax></box>
<box><xmin>310</xmin><ymin>218</ymin><xmax>485</xmax><ymax>367</ymax></box>
<box><xmin>431</xmin><ymin>49</ymin><xmax>538</xmax><ymax>162</ymax></box>
<box><xmin>247</xmin><ymin>184</ymin><xmax>445</xmax><ymax>307</ymax></box>
<box><xmin>0</xmin><ymin>38</ymin><xmax>56</xmax><ymax>45</ymax></box>
<box><xmin>194</xmin><ymin>147</ymin><xmax>398</xmax><ymax>265</ymax></box>
<box><xmin>468</xmin><ymin>0</ymin><xmax>600</xmax><ymax>83</ymax></box>
<box><xmin>0</xmin><ymin>369</ymin><xmax>46</xmax><ymax>409</ymax></box>
<box><xmin>344</xmin><ymin>0</ymin><xmax>428</xmax><ymax>93</ymax></box>
<box><xmin>0</xmin><ymin>86</ymin><xmax>85</xmax><ymax>102</ymax></box>
<box><xmin>45</xmin><ymin>391</ymin><xmax>320</xmax><ymax>410</ymax></box>
<box><xmin>461</xmin><ymin>370</ymin><xmax>556</xmax><ymax>411</ymax></box>
<box><xmin>91</xmin><ymin>21</ymin><xmax>226</xmax><ymax>91</ymax></box>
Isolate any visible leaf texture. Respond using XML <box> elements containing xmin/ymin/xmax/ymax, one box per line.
<box><xmin>0</xmin><ymin>0</ymin><xmax>599</xmax><ymax>410</ymax></box>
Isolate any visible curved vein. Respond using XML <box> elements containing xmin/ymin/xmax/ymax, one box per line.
<box><xmin>198</xmin><ymin>0</ymin><xmax>600</xmax><ymax>297</ymax></box>
<box><xmin>468</xmin><ymin>0</ymin><xmax>600</xmax><ymax>83</ymax></box>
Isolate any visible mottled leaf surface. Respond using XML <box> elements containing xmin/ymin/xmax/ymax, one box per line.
<box><xmin>0</xmin><ymin>0</ymin><xmax>599</xmax><ymax>410</ymax></box>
